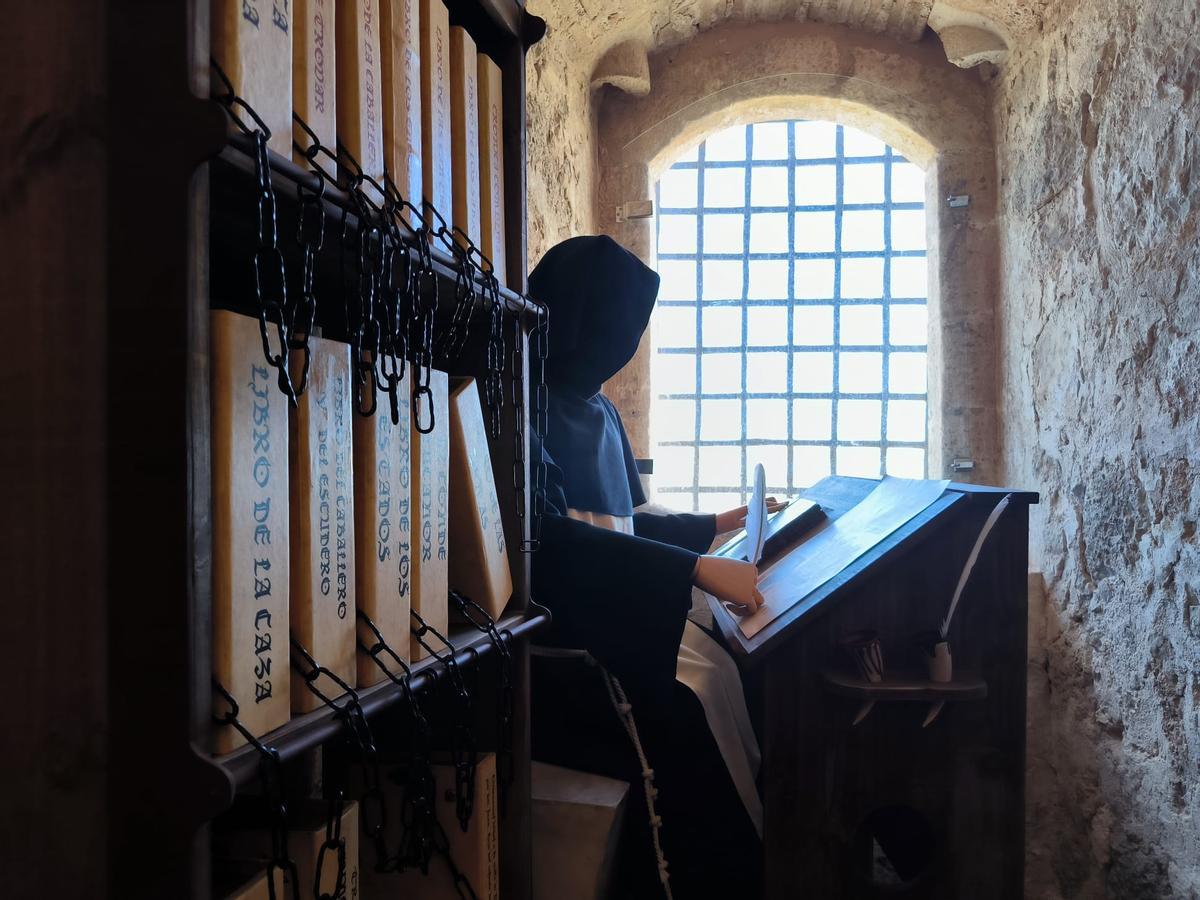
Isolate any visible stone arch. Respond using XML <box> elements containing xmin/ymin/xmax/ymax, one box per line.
<box><xmin>593</xmin><ymin>19</ymin><xmax>1000</xmax><ymax>484</ymax></box>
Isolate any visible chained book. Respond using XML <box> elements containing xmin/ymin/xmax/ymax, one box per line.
<box><xmin>337</xmin><ymin>0</ymin><xmax>386</xmax><ymax>201</ymax></box>
<box><xmin>213</xmin><ymin>0</ymin><xmax>293</xmax><ymax>158</ymax></box>
<box><xmin>448</xmin><ymin>378</ymin><xmax>513</xmax><ymax>621</ymax></box>
<box><xmin>410</xmin><ymin>369</ymin><xmax>450</xmax><ymax>661</ymax></box>
<box><xmin>293</xmin><ymin>0</ymin><xmax>337</xmax><ymax>177</ymax></box>
<box><xmin>353</xmin><ymin>368</ymin><xmax>413</xmax><ymax>684</ymax></box>
<box><xmin>449</xmin><ymin>26</ymin><xmax>483</xmax><ymax>248</ymax></box>
<box><xmin>420</xmin><ymin>0</ymin><xmax>454</xmax><ymax>226</ymax></box>
<box><xmin>211</xmin><ymin>310</ymin><xmax>291</xmax><ymax>752</ymax></box>
<box><xmin>380</xmin><ymin>0</ymin><xmax>424</xmax><ymax>226</ymax></box>
<box><xmin>289</xmin><ymin>338</ymin><xmax>357</xmax><ymax>713</ymax></box>
<box><xmin>476</xmin><ymin>53</ymin><xmax>507</xmax><ymax>285</ymax></box>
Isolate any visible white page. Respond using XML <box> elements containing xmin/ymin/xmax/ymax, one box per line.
<box><xmin>734</xmin><ymin>477</ymin><xmax>950</xmax><ymax>639</ymax></box>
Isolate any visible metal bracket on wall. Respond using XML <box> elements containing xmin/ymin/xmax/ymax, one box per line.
<box><xmin>616</xmin><ymin>200</ymin><xmax>655</xmax><ymax>223</ymax></box>
<box><xmin>946</xmin><ymin>195</ymin><xmax>971</xmax><ymax>208</ymax></box>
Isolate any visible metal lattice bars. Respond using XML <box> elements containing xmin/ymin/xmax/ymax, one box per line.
<box><xmin>653</xmin><ymin>120</ymin><xmax>929</xmax><ymax>511</ymax></box>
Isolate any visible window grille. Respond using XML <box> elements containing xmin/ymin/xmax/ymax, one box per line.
<box><xmin>652</xmin><ymin>120</ymin><xmax>929</xmax><ymax>512</ymax></box>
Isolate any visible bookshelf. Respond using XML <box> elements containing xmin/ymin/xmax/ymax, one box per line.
<box><xmin>103</xmin><ymin>0</ymin><xmax>549</xmax><ymax>897</ymax></box>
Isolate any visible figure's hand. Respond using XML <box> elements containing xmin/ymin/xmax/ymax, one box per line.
<box><xmin>714</xmin><ymin>497</ymin><xmax>786</xmax><ymax>534</ymax></box>
<box><xmin>692</xmin><ymin>555</ymin><xmax>763</xmax><ymax>617</ymax></box>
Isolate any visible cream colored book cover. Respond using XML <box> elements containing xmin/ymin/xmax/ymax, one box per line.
<box><xmin>381</xmin><ymin>0</ymin><xmax>423</xmax><ymax>226</ymax></box>
<box><xmin>211</xmin><ymin>310</ymin><xmax>291</xmax><ymax>752</ymax></box>
<box><xmin>354</xmin><ymin>378</ymin><xmax>413</xmax><ymax>685</ymax></box>
<box><xmin>361</xmin><ymin>754</ymin><xmax>498</xmax><ymax>900</ymax></box>
<box><xmin>448</xmin><ymin>378</ymin><xmax>512</xmax><ymax>621</ymax></box>
<box><xmin>410</xmin><ymin>369</ymin><xmax>449</xmax><ymax>661</ymax></box>
<box><xmin>222</xmin><ymin>801</ymin><xmax>360</xmax><ymax>899</ymax></box>
<box><xmin>293</xmin><ymin>0</ymin><xmax>338</xmax><ymax>177</ymax></box>
<box><xmin>213</xmin><ymin>0</ymin><xmax>294</xmax><ymax>157</ymax></box>
<box><xmin>419</xmin><ymin>0</ymin><xmax>453</xmax><ymax>226</ymax></box>
<box><xmin>476</xmin><ymin>53</ymin><xmax>506</xmax><ymax>286</ymax></box>
<box><xmin>337</xmin><ymin>0</ymin><xmax>385</xmax><ymax>198</ymax></box>
<box><xmin>289</xmin><ymin>338</ymin><xmax>356</xmax><ymax>713</ymax></box>
<box><xmin>449</xmin><ymin>27</ymin><xmax>482</xmax><ymax>248</ymax></box>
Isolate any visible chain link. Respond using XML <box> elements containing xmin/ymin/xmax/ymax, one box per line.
<box><xmin>212</xmin><ymin>681</ymin><xmax>302</xmax><ymax>900</ymax></box>
<box><xmin>449</xmin><ymin>590</ymin><xmax>515</xmax><ymax>814</ymax></box>
<box><xmin>211</xmin><ymin>59</ymin><xmax>300</xmax><ymax>407</ymax></box>
<box><xmin>291</xmin><ymin>125</ymin><xmax>325</xmax><ymax>397</ymax></box>
<box><xmin>410</xmin><ymin>610</ymin><xmax>478</xmax><ymax>832</ymax></box>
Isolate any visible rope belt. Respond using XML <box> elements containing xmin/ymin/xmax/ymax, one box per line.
<box><xmin>531</xmin><ymin>646</ymin><xmax>674</xmax><ymax>900</ymax></box>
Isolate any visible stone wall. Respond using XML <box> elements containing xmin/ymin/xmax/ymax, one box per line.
<box><xmin>591</xmin><ymin>21</ymin><xmax>1002</xmax><ymax>482</ymax></box>
<box><xmin>994</xmin><ymin>0</ymin><xmax>1200</xmax><ymax>896</ymax></box>
<box><xmin>526</xmin><ymin>1</ymin><xmax>598</xmax><ymax>269</ymax></box>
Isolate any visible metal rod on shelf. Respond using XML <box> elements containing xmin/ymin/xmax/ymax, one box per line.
<box><xmin>212</xmin><ymin>606</ymin><xmax>550</xmax><ymax>788</ymax></box>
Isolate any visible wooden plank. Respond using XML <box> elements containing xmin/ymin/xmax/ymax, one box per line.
<box><xmin>820</xmin><ymin>669</ymin><xmax>988</xmax><ymax>701</ymax></box>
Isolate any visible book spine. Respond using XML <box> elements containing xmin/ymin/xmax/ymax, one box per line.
<box><xmin>211</xmin><ymin>311</ymin><xmax>291</xmax><ymax>753</ymax></box>
<box><xmin>410</xmin><ymin>369</ymin><xmax>449</xmax><ymax>661</ymax></box>
<box><xmin>353</xmin><ymin>381</ymin><xmax>413</xmax><ymax>685</ymax></box>
<box><xmin>293</xmin><ymin>0</ymin><xmax>337</xmax><ymax>177</ymax></box>
<box><xmin>289</xmin><ymin>338</ymin><xmax>357</xmax><ymax>713</ymax></box>
<box><xmin>449</xmin><ymin>27</ymin><xmax>482</xmax><ymax>249</ymax></box>
<box><xmin>337</xmin><ymin>0</ymin><xmax>385</xmax><ymax>199</ymax></box>
<box><xmin>476</xmin><ymin>54</ymin><xmax>506</xmax><ymax>286</ymax></box>
<box><xmin>213</xmin><ymin>0</ymin><xmax>294</xmax><ymax>158</ymax></box>
<box><xmin>448</xmin><ymin>379</ymin><xmax>512</xmax><ymax>621</ymax></box>
<box><xmin>419</xmin><ymin>0</ymin><xmax>453</xmax><ymax>228</ymax></box>
<box><xmin>380</xmin><ymin>0</ymin><xmax>423</xmax><ymax>228</ymax></box>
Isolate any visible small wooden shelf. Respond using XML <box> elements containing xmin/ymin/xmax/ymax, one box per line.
<box><xmin>820</xmin><ymin>669</ymin><xmax>988</xmax><ymax>702</ymax></box>
<box><xmin>213</xmin><ymin>605</ymin><xmax>550</xmax><ymax>787</ymax></box>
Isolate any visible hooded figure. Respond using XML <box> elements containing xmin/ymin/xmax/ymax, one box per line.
<box><xmin>529</xmin><ymin>235</ymin><xmax>763</xmax><ymax>899</ymax></box>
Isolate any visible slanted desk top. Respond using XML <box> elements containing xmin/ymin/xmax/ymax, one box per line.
<box><xmin>734</xmin><ymin>474</ymin><xmax>1039</xmax><ymax>900</ymax></box>
<box><xmin>709</xmin><ymin>476</ymin><xmax>1039</xmax><ymax>662</ymax></box>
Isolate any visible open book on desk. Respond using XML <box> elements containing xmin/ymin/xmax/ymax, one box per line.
<box><xmin>717</xmin><ymin>476</ymin><xmax>952</xmax><ymax>641</ymax></box>
<box><xmin>714</xmin><ymin>494</ymin><xmax>827</xmax><ymax>566</ymax></box>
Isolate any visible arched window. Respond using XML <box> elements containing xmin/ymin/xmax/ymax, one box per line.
<box><xmin>651</xmin><ymin>120</ymin><xmax>929</xmax><ymax>512</ymax></box>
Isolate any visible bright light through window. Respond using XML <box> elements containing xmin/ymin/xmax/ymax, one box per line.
<box><xmin>652</xmin><ymin>120</ymin><xmax>929</xmax><ymax>512</ymax></box>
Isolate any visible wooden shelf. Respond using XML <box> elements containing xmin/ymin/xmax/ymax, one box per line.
<box><xmin>213</xmin><ymin>605</ymin><xmax>550</xmax><ymax>786</ymax></box>
<box><xmin>820</xmin><ymin>669</ymin><xmax>988</xmax><ymax>702</ymax></box>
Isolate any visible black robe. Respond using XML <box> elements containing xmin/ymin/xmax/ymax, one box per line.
<box><xmin>528</xmin><ymin>236</ymin><xmax>762</xmax><ymax>899</ymax></box>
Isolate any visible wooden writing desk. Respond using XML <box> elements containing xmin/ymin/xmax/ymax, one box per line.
<box><xmin>711</xmin><ymin>476</ymin><xmax>1038</xmax><ymax>899</ymax></box>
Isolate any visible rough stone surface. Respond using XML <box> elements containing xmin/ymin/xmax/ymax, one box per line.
<box><xmin>995</xmin><ymin>0</ymin><xmax>1200</xmax><ymax>896</ymax></box>
<box><xmin>525</xmin><ymin>14</ymin><xmax>597</xmax><ymax>268</ymax></box>
<box><xmin>558</xmin><ymin>19</ymin><xmax>1003</xmax><ymax>486</ymax></box>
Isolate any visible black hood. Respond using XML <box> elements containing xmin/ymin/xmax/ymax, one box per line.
<box><xmin>528</xmin><ymin>234</ymin><xmax>660</xmax><ymax>397</ymax></box>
